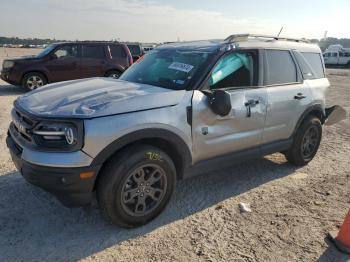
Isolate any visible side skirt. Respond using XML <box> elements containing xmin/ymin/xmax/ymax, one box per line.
<box><xmin>183</xmin><ymin>138</ymin><xmax>292</xmax><ymax>179</ymax></box>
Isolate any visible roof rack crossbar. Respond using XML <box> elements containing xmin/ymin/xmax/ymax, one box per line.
<box><xmin>224</xmin><ymin>34</ymin><xmax>309</xmax><ymax>43</ymax></box>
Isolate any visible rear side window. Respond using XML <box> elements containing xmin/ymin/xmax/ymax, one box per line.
<box><xmin>302</xmin><ymin>52</ymin><xmax>325</xmax><ymax>78</ymax></box>
<box><xmin>266</xmin><ymin>50</ymin><xmax>297</xmax><ymax>85</ymax></box>
<box><xmin>109</xmin><ymin>45</ymin><xmax>126</xmax><ymax>58</ymax></box>
<box><xmin>82</xmin><ymin>45</ymin><xmax>105</xmax><ymax>59</ymax></box>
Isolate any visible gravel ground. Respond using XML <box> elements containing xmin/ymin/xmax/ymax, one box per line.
<box><xmin>0</xmin><ymin>48</ymin><xmax>349</xmax><ymax>262</ymax></box>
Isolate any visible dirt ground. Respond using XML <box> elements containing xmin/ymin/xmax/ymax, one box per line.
<box><xmin>0</xmin><ymin>48</ymin><xmax>349</xmax><ymax>262</ymax></box>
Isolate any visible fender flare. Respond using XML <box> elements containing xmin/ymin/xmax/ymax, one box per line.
<box><xmin>291</xmin><ymin>104</ymin><xmax>325</xmax><ymax>137</ymax></box>
<box><xmin>90</xmin><ymin>128</ymin><xmax>192</xmax><ymax>177</ymax></box>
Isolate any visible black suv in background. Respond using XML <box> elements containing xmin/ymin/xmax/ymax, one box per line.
<box><xmin>1</xmin><ymin>42</ymin><xmax>133</xmax><ymax>90</ymax></box>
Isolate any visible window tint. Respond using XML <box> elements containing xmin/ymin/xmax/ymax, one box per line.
<box><xmin>110</xmin><ymin>45</ymin><xmax>126</xmax><ymax>58</ymax></box>
<box><xmin>332</xmin><ymin>52</ymin><xmax>338</xmax><ymax>57</ymax></box>
<box><xmin>266</xmin><ymin>50</ymin><xmax>297</xmax><ymax>85</ymax></box>
<box><xmin>82</xmin><ymin>45</ymin><xmax>105</xmax><ymax>59</ymax></box>
<box><xmin>345</xmin><ymin>52</ymin><xmax>350</xmax><ymax>57</ymax></box>
<box><xmin>209</xmin><ymin>52</ymin><xmax>256</xmax><ymax>89</ymax></box>
<box><xmin>339</xmin><ymin>52</ymin><xmax>344</xmax><ymax>57</ymax></box>
<box><xmin>301</xmin><ymin>52</ymin><xmax>325</xmax><ymax>79</ymax></box>
<box><xmin>54</xmin><ymin>45</ymin><xmax>78</xmax><ymax>59</ymax></box>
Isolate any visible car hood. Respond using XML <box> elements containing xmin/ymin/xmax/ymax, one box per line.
<box><xmin>16</xmin><ymin>78</ymin><xmax>187</xmax><ymax>118</ymax></box>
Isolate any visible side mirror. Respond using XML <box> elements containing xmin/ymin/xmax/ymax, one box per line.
<box><xmin>203</xmin><ymin>89</ymin><xmax>232</xmax><ymax>116</ymax></box>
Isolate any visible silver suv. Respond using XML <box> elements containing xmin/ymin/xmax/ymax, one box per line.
<box><xmin>6</xmin><ymin>34</ymin><xmax>345</xmax><ymax>227</ymax></box>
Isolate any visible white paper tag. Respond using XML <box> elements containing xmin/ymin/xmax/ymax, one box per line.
<box><xmin>168</xmin><ymin>62</ymin><xmax>194</xmax><ymax>73</ymax></box>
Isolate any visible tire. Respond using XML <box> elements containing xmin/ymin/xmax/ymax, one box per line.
<box><xmin>284</xmin><ymin>116</ymin><xmax>322</xmax><ymax>166</ymax></box>
<box><xmin>105</xmin><ymin>70</ymin><xmax>121</xmax><ymax>79</ymax></box>
<box><xmin>97</xmin><ymin>145</ymin><xmax>176</xmax><ymax>227</ymax></box>
<box><xmin>22</xmin><ymin>72</ymin><xmax>47</xmax><ymax>91</ymax></box>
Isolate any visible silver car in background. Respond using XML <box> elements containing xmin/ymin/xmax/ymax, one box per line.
<box><xmin>6</xmin><ymin>34</ymin><xmax>345</xmax><ymax>227</ymax></box>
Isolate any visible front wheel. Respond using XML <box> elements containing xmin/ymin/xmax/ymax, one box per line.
<box><xmin>97</xmin><ymin>145</ymin><xmax>176</xmax><ymax>227</ymax></box>
<box><xmin>22</xmin><ymin>72</ymin><xmax>47</xmax><ymax>90</ymax></box>
<box><xmin>284</xmin><ymin>116</ymin><xmax>322</xmax><ymax>166</ymax></box>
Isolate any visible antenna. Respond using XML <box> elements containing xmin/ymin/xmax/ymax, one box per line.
<box><xmin>277</xmin><ymin>27</ymin><xmax>284</xmax><ymax>38</ymax></box>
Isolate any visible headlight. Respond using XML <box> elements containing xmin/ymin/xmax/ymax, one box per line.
<box><xmin>3</xmin><ymin>60</ymin><xmax>15</xmax><ymax>69</ymax></box>
<box><xmin>32</xmin><ymin>121</ymin><xmax>83</xmax><ymax>151</ymax></box>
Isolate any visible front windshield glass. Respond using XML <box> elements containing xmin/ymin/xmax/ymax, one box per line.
<box><xmin>120</xmin><ymin>49</ymin><xmax>213</xmax><ymax>90</ymax></box>
<box><xmin>36</xmin><ymin>44</ymin><xmax>57</xmax><ymax>57</ymax></box>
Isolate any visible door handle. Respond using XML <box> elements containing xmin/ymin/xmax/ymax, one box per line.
<box><xmin>294</xmin><ymin>93</ymin><xmax>306</xmax><ymax>100</ymax></box>
<box><xmin>244</xmin><ymin>99</ymin><xmax>259</xmax><ymax>117</ymax></box>
<box><xmin>244</xmin><ymin>99</ymin><xmax>259</xmax><ymax>107</ymax></box>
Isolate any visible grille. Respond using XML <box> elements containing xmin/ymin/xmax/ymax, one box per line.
<box><xmin>11</xmin><ymin>108</ymin><xmax>37</xmax><ymax>144</ymax></box>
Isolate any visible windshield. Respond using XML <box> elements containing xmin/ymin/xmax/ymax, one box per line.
<box><xmin>120</xmin><ymin>49</ymin><xmax>213</xmax><ymax>90</ymax></box>
<box><xmin>36</xmin><ymin>44</ymin><xmax>57</xmax><ymax>57</ymax></box>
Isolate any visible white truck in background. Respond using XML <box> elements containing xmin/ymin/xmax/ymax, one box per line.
<box><xmin>323</xmin><ymin>44</ymin><xmax>350</xmax><ymax>67</ymax></box>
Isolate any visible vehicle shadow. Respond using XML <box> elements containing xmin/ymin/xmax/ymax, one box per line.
<box><xmin>0</xmin><ymin>84</ymin><xmax>26</xmax><ymax>96</ymax></box>
<box><xmin>0</xmin><ymin>155</ymin><xmax>297</xmax><ymax>261</ymax></box>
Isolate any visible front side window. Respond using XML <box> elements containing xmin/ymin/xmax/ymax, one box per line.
<box><xmin>82</xmin><ymin>45</ymin><xmax>105</xmax><ymax>59</ymax></box>
<box><xmin>208</xmin><ymin>52</ymin><xmax>256</xmax><ymax>89</ymax></box>
<box><xmin>120</xmin><ymin>49</ymin><xmax>213</xmax><ymax>90</ymax></box>
<box><xmin>54</xmin><ymin>45</ymin><xmax>78</xmax><ymax>59</ymax></box>
<box><xmin>332</xmin><ymin>52</ymin><xmax>338</xmax><ymax>57</ymax></box>
<box><xmin>266</xmin><ymin>50</ymin><xmax>297</xmax><ymax>85</ymax></box>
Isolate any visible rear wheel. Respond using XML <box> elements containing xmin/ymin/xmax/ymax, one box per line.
<box><xmin>105</xmin><ymin>70</ymin><xmax>121</xmax><ymax>79</ymax></box>
<box><xmin>97</xmin><ymin>145</ymin><xmax>176</xmax><ymax>227</ymax></box>
<box><xmin>22</xmin><ymin>72</ymin><xmax>47</xmax><ymax>90</ymax></box>
<box><xmin>284</xmin><ymin>116</ymin><xmax>322</xmax><ymax>166</ymax></box>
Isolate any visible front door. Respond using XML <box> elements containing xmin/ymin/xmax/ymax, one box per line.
<box><xmin>191</xmin><ymin>51</ymin><xmax>267</xmax><ymax>163</ymax></box>
<box><xmin>45</xmin><ymin>44</ymin><xmax>80</xmax><ymax>82</ymax></box>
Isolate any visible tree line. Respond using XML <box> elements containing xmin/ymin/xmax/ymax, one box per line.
<box><xmin>1</xmin><ymin>36</ymin><xmax>350</xmax><ymax>50</ymax></box>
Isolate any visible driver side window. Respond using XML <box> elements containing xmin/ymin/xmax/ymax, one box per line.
<box><xmin>54</xmin><ymin>45</ymin><xmax>78</xmax><ymax>59</ymax></box>
<box><xmin>209</xmin><ymin>51</ymin><xmax>257</xmax><ymax>90</ymax></box>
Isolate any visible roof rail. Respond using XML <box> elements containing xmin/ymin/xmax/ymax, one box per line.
<box><xmin>224</xmin><ymin>34</ymin><xmax>310</xmax><ymax>43</ymax></box>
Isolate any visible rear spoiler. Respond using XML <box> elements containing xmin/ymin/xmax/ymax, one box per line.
<box><xmin>325</xmin><ymin>105</ymin><xmax>347</xmax><ymax>126</ymax></box>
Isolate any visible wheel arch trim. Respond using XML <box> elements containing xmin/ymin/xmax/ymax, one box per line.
<box><xmin>90</xmin><ymin>128</ymin><xmax>192</xmax><ymax>179</ymax></box>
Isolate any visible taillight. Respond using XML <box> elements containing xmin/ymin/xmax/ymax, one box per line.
<box><xmin>128</xmin><ymin>55</ymin><xmax>133</xmax><ymax>65</ymax></box>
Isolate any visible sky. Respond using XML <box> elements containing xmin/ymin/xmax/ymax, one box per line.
<box><xmin>0</xmin><ymin>0</ymin><xmax>349</xmax><ymax>42</ymax></box>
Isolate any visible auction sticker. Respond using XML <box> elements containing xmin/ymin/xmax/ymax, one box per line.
<box><xmin>168</xmin><ymin>62</ymin><xmax>194</xmax><ymax>73</ymax></box>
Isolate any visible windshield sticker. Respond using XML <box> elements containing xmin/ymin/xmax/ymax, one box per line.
<box><xmin>168</xmin><ymin>62</ymin><xmax>194</xmax><ymax>73</ymax></box>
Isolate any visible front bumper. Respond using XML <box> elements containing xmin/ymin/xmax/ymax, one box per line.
<box><xmin>6</xmin><ymin>134</ymin><xmax>102</xmax><ymax>207</ymax></box>
<box><xmin>1</xmin><ymin>68</ymin><xmax>21</xmax><ymax>86</ymax></box>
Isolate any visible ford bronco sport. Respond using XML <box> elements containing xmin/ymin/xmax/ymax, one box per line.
<box><xmin>6</xmin><ymin>34</ymin><xmax>345</xmax><ymax>227</ymax></box>
<box><xmin>1</xmin><ymin>41</ymin><xmax>133</xmax><ymax>90</ymax></box>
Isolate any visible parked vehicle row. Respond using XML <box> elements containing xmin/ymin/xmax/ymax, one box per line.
<box><xmin>6</xmin><ymin>34</ymin><xmax>345</xmax><ymax>227</ymax></box>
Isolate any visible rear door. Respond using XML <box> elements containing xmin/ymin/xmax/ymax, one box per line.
<box><xmin>80</xmin><ymin>44</ymin><xmax>108</xmax><ymax>78</ymax></box>
<box><xmin>109</xmin><ymin>44</ymin><xmax>129</xmax><ymax>69</ymax></box>
<box><xmin>191</xmin><ymin>50</ymin><xmax>268</xmax><ymax>163</ymax></box>
<box><xmin>262</xmin><ymin>49</ymin><xmax>313</xmax><ymax>144</ymax></box>
<box><xmin>45</xmin><ymin>44</ymin><xmax>80</xmax><ymax>82</ymax></box>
